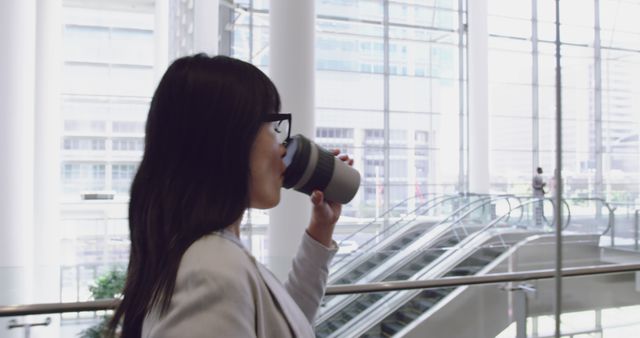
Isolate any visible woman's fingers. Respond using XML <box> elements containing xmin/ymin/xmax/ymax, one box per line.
<box><xmin>311</xmin><ymin>190</ymin><xmax>324</xmax><ymax>205</ymax></box>
<box><xmin>332</xmin><ymin>150</ymin><xmax>354</xmax><ymax>166</ymax></box>
<box><xmin>338</xmin><ymin>154</ymin><xmax>355</xmax><ymax>166</ymax></box>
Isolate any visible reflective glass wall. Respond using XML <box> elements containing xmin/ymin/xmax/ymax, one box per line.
<box><xmin>232</xmin><ymin>0</ymin><xmax>466</xmax><ymax>221</ymax></box>
<box><xmin>488</xmin><ymin>0</ymin><xmax>640</xmax><ymax>205</ymax></box>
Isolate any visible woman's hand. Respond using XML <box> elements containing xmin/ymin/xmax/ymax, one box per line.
<box><xmin>306</xmin><ymin>150</ymin><xmax>354</xmax><ymax>247</ymax></box>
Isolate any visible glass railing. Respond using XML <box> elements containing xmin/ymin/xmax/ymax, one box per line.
<box><xmin>1</xmin><ymin>306</ymin><xmax>113</xmax><ymax>338</ymax></box>
<box><xmin>331</xmin><ymin>193</ymin><xmax>483</xmax><ymax>269</ymax></box>
<box><xmin>4</xmin><ymin>196</ymin><xmax>640</xmax><ymax>337</ymax></box>
<box><xmin>316</xmin><ymin>196</ymin><xmax>613</xmax><ymax>337</ymax></box>
<box><xmin>327</xmin><ymin>194</ymin><xmax>518</xmax><ymax>286</ymax></box>
<box><xmin>330</xmin><ymin>264</ymin><xmax>640</xmax><ymax>338</ymax></box>
<box><xmin>2</xmin><ymin>263</ymin><xmax>639</xmax><ymax>338</ymax></box>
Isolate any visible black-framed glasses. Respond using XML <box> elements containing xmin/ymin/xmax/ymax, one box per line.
<box><xmin>263</xmin><ymin>113</ymin><xmax>291</xmax><ymax>144</ymax></box>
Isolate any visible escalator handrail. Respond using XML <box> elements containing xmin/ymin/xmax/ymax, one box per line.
<box><xmin>330</xmin><ymin>198</ymin><xmax>595</xmax><ymax>338</ymax></box>
<box><xmin>331</xmin><ymin>193</ymin><xmax>519</xmax><ymax>276</ymax></box>
<box><xmin>331</xmin><ymin>194</ymin><xmax>454</xmax><ymax>269</ymax></box>
<box><xmin>320</xmin><ymin>195</ymin><xmax>514</xmax><ymax>322</ymax></box>
<box><xmin>336</xmin><ymin>192</ymin><xmax>440</xmax><ymax>246</ymax></box>
<box><xmin>336</xmin><ymin>192</ymin><xmax>494</xmax><ymax>247</ymax></box>
<box><xmin>331</xmin><ymin>193</ymin><xmax>484</xmax><ymax>269</ymax></box>
<box><xmin>443</xmin><ymin>195</ymin><xmax>522</xmax><ymax>237</ymax></box>
<box><xmin>460</xmin><ymin>198</ymin><xmax>571</xmax><ymax>249</ymax></box>
<box><xmin>325</xmin><ymin>197</ymin><xmax>565</xmax><ymax>338</ymax></box>
<box><xmin>322</xmin><ymin>194</ymin><xmax>502</xmax><ymax>320</ymax></box>
<box><xmin>328</xmin><ymin>232</ymin><xmax>605</xmax><ymax>338</ymax></box>
<box><xmin>510</xmin><ymin>195</ymin><xmax>572</xmax><ymax>230</ymax></box>
<box><xmin>337</xmin><ymin>192</ymin><xmax>497</xmax><ymax>247</ymax></box>
<box><xmin>562</xmin><ymin>197</ymin><xmax>614</xmax><ymax>236</ymax></box>
<box><xmin>327</xmin><ymin>225</ymin><xmax>542</xmax><ymax>338</ymax></box>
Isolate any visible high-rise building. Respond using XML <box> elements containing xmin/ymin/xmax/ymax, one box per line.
<box><xmin>59</xmin><ymin>3</ymin><xmax>154</xmax><ymax>304</ymax></box>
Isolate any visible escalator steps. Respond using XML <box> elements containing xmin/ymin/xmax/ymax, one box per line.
<box><xmin>324</xmin><ymin>235</ymin><xmax>511</xmax><ymax>337</ymax></box>
<box><xmin>381</xmin><ymin>321</ymin><xmax>403</xmax><ymax>335</ymax></box>
<box><xmin>446</xmin><ymin>267</ymin><xmax>475</xmax><ymax>276</ymax></box>
<box><xmin>413</xmin><ymin>298</ymin><xmax>435</xmax><ymax>311</ymax></box>
<box><xmin>352</xmin><ymin>248</ymin><xmax>508</xmax><ymax>337</ymax></box>
<box><xmin>395</xmin><ymin>310</ymin><xmax>419</xmax><ymax>324</ymax></box>
<box><xmin>315</xmin><ymin>293</ymin><xmax>386</xmax><ymax>337</ymax></box>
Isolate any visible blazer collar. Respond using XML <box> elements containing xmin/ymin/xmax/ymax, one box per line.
<box><xmin>212</xmin><ymin>229</ymin><xmax>314</xmax><ymax>337</ymax></box>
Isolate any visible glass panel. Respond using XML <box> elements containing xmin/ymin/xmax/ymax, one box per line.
<box><xmin>389</xmin><ymin>3</ymin><xmax>458</xmax><ymax>30</ymax></box>
<box><xmin>489</xmin><ymin>83</ymin><xmax>532</xmax><ymax>117</ymax></box>
<box><xmin>321</xmin><ymin>247</ymin><xmax>638</xmax><ymax>337</ymax></box>
<box><xmin>110</xmin><ymin>28</ymin><xmax>154</xmax><ymax>65</ymax></box>
<box><xmin>600</xmin><ymin>0</ymin><xmax>640</xmax><ymax>50</ymax></box>
<box><xmin>63</xmin><ymin>25</ymin><xmax>110</xmax><ymax>62</ymax></box>
<box><xmin>317</xmin><ymin>71</ymin><xmax>384</xmax><ymax>110</ymax></box>
<box><xmin>317</xmin><ymin>0</ymin><xmax>383</xmax><ymax>22</ymax></box>
<box><xmin>538</xmin><ymin>0</ymin><xmax>595</xmax><ymax>45</ymax></box>
<box><xmin>488</xmin><ymin>38</ymin><xmax>532</xmax><ymax>84</ymax></box>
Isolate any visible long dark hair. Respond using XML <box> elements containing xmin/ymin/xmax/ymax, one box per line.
<box><xmin>108</xmin><ymin>54</ymin><xmax>281</xmax><ymax>337</ymax></box>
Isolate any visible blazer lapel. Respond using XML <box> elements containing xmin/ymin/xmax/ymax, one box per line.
<box><xmin>215</xmin><ymin>230</ymin><xmax>314</xmax><ymax>337</ymax></box>
<box><xmin>256</xmin><ymin>263</ymin><xmax>315</xmax><ymax>338</ymax></box>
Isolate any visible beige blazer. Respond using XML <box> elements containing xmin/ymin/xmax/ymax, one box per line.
<box><xmin>142</xmin><ymin>230</ymin><xmax>337</xmax><ymax>338</ymax></box>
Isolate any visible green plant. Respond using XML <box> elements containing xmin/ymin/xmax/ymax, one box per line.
<box><xmin>78</xmin><ymin>269</ymin><xmax>126</xmax><ymax>338</ymax></box>
<box><xmin>89</xmin><ymin>270</ymin><xmax>126</xmax><ymax>300</ymax></box>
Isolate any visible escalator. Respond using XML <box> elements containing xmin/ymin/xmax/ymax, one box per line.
<box><xmin>319</xmin><ymin>198</ymin><xmax>570</xmax><ymax>338</ymax></box>
<box><xmin>316</xmin><ymin>196</ymin><xmax>520</xmax><ymax>337</ymax></box>
<box><xmin>315</xmin><ymin>232</ymin><xmax>456</xmax><ymax>337</ymax></box>
<box><xmin>332</xmin><ymin>223</ymin><xmax>438</xmax><ymax>285</ymax></box>
<box><xmin>316</xmin><ymin>200</ymin><xmax>564</xmax><ymax>338</ymax></box>
<box><xmin>359</xmin><ymin>246</ymin><xmax>506</xmax><ymax>337</ymax></box>
<box><xmin>355</xmin><ymin>232</ymin><xmax>601</xmax><ymax>338</ymax></box>
<box><xmin>329</xmin><ymin>194</ymin><xmax>510</xmax><ymax>286</ymax></box>
<box><xmin>315</xmin><ymin>228</ymin><xmax>498</xmax><ymax>338</ymax></box>
<box><xmin>320</xmin><ymin>228</ymin><xmax>531</xmax><ymax>338</ymax></box>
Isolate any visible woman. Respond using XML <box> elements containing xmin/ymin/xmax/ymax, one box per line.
<box><xmin>108</xmin><ymin>54</ymin><xmax>352</xmax><ymax>337</ymax></box>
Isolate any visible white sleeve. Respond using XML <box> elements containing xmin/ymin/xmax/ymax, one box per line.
<box><xmin>283</xmin><ymin>231</ymin><xmax>338</xmax><ymax>323</ymax></box>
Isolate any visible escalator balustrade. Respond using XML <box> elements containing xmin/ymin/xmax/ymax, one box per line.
<box><xmin>359</xmin><ymin>246</ymin><xmax>506</xmax><ymax>338</ymax></box>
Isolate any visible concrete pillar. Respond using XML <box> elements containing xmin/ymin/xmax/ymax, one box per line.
<box><xmin>0</xmin><ymin>0</ymin><xmax>36</xmax><ymax>336</ymax></box>
<box><xmin>193</xmin><ymin>0</ymin><xmax>219</xmax><ymax>55</ymax></box>
<box><xmin>34</xmin><ymin>0</ymin><xmax>62</xmax><ymax>302</ymax></box>
<box><xmin>268</xmin><ymin>0</ymin><xmax>315</xmax><ymax>280</ymax></box>
<box><xmin>468</xmin><ymin>0</ymin><xmax>490</xmax><ymax>194</ymax></box>
<box><xmin>32</xmin><ymin>1</ymin><xmax>62</xmax><ymax>335</ymax></box>
<box><xmin>155</xmin><ymin>0</ymin><xmax>170</xmax><ymax>80</ymax></box>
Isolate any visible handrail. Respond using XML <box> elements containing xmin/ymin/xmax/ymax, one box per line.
<box><xmin>444</xmin><ymin>195</ymin><xmax>520</xmax><ymax>238</ymax></box>
<box><xmin>504</xmin><ymin>195</ymin><xmax>571</xmax><ymax>230</ymax></box>
<box><xmin>563</xmin><ymin>197</ymin><xmax>614</xmax><ymax>238</ymax></box>
<box><xmin>635</xmin><ymin>209</ymin><xmax>640</xmax><ymax>251</ymax></box>
<box><xmin>330</xmin><ymin>195</ymin><xmax>553</xmax><ymax>286</ymax></box>
<box><xmin>563</xmin><ymin>197</ymin><xmax>572</xmax><ymax>229</ymax></box>
<box><xmin>336</xmin><ymin>192</ymin><xmax>439</xmax><ymax>246</ymax></box>
<box><xmin>331</xmin><ymin>193</ymin><xmax>480</xmax><ymax>268</ymax></box>
<box><xmin>467</xmin><ymin>198</ymin><xmax>559</xmax><ymax>248</ymax></box>
<box><xmin>337</xmin><ymin>192</ymin><xmax>493</xmax><ymax>248</ymax></box>
<box><xmin>318</xmin><ymin>195</ymin><xmax>516</xmax><ymax>322</ymax></box>
<box><xmin>0</xmin><ymin>299</ymin><xmax>119</xmax><ymax>317</ymax></box>
<box><xmin>2</xmin><ymin>263</ymin><xmax>638</xmax><ymax>317</ymax></box>
<box><xmin>325</xmin><ymin>263</ymin><xmax>640</xmax><ymax>295</ymax></box>
<box><xmin>331</xmin><ymin>194</ymin><xmax>447</xmax><ymax>268</ymax></box>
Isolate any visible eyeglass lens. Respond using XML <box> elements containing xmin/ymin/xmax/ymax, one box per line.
<box><xmin>273</xmin><ymin>119</ymin><xmax>289</xmax><ymax>144</ymax></box>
